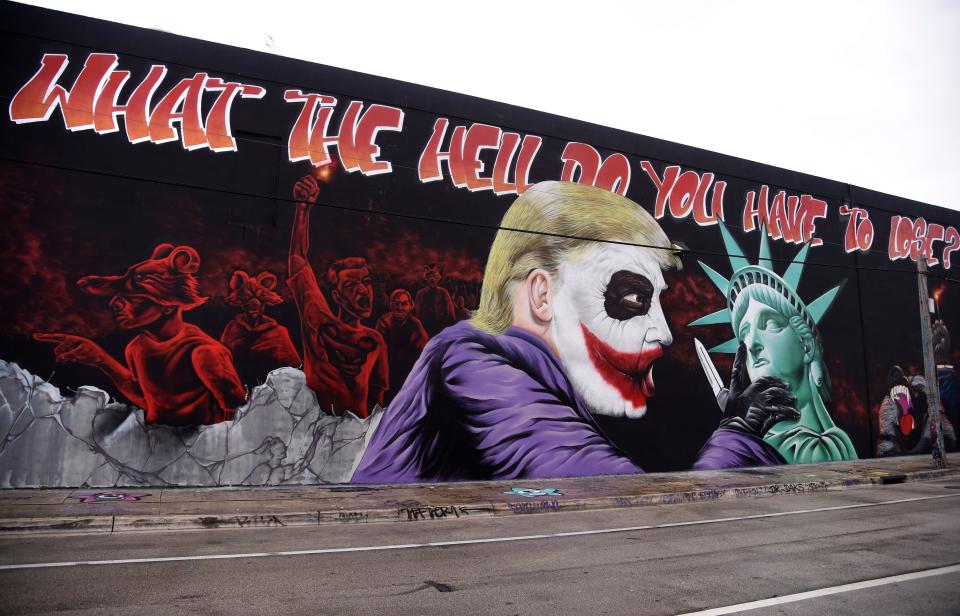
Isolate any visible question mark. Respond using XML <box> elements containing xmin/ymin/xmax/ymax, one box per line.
<box><xmin>943</xmin><ymin>226</ymin><xmax>960</xmax><ymax>270</ymax></box>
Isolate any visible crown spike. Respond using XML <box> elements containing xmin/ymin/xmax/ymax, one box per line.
<box><xmin>718</xmin><ymin>221</ymin><xmax>750</xmax><ymax>272</ymax></box>
<box><xmin>783</xmin><ymin>243</ymin><xmax>810</xmax><ymax>289</ymax></box>
<box><xmin>807</xmin><ymin>282</ymin><xmax>844</xmax><ymax>324</ymax></box>
<box><xmin>688</xmin><ymin>309</ymin><xmax>731</xmax><ymax>327</ymax></box>
<box><xmin>709</xmin><ymin>338</ymin><xmax>740</xmax><ymax>354</ymax></box>
<box><xmin>758</xmin><ymin>225</ymin><xmax>773</xmax><ymax>271</ymax></box>
<box><xmin>697</xmin><ymin>260</ymin><xmax>730</xmax><ymax>295</ymax></box>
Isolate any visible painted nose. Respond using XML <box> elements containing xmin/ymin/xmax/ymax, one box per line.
<box><xmin>746</xmin><ymin>329</ymin><xmax>763</xmax><ymax>356</ymax></box>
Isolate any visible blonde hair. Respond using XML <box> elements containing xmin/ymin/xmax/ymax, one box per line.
<box><xmin>470</xmin><ymin>181</ymin><xmax>681</xmax><ymax>334</ymax></box>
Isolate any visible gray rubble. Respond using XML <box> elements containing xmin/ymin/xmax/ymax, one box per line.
<box><xmin>0</xmin><ymin>361</ymin><xmax>381</xmax><ymax>488</ymax></box>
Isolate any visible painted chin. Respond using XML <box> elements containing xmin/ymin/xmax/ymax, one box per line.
<box><xmin>580</xmin><ymin>322</ymin><xmax>661</xmax><ymax>417</ymax></box>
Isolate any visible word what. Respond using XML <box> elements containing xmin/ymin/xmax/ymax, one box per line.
<box><xmin>10</xmin><ymin>53</ymin><xmax>264</xmax><ymax>151</ymax></box>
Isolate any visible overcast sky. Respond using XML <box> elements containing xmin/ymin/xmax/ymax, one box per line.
<box><xmin>20</xmin><ymin>0</ymin><xmax>960</xmax><ymax>212</ymax></box>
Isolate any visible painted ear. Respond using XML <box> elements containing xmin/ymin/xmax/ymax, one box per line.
<box><xmin>230</xmin><ymin>271</ymin><xmax>249</xmax><ymax>290</ymax></box>
<box><xmin>168</xmin><ymin>246</ymin><xmax>201</xmax><ymax>274</ymax></box>
<box><xmin>151</xmin><ymin>243</ymin><xmax>175</xmax><ymax>260</ymax></box>
<box><xmin>256</xmin><ymin>272</ymin><xmax>278</xmax><ymax>290</ymax></box>
<box><xmin>527</xmin><ymin>269</ymin><xmax>553</xmax><ymax>323</ymax></box>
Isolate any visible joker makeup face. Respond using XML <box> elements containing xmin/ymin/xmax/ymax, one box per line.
<box><xmin>551</xmin><ymin>243</ymin><xmax>673</xmax><ymax>419</ymax></box>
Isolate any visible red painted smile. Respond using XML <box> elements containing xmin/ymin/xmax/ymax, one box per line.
<box><xmin>581</xmin><ymin>322</ymin><xmax>662</xmax><ymax>408</ymax></box>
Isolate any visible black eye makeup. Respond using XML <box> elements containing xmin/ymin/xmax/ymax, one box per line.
<box><xmin>603</xmin><ymin>270</ymin><xmax>654</xmax><ymax>320</ymax></box>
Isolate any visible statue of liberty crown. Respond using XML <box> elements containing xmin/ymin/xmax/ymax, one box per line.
<box><xmin>688</xmin><ymin>222</ymin><xmax>844</xmax><ymax>353</ymax></box>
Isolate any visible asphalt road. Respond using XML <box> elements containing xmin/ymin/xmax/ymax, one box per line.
<box><xmin>1</xmin><ymin>478</ymin><xmax>958</xmax><ymax>615</ymax></box>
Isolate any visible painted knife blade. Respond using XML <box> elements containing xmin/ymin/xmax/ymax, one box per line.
<box><xmin>694</xmin><ymin>338</ymin><xmax>728</xmax><ymax>412</ymax></box>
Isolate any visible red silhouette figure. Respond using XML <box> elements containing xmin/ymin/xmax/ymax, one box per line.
<box><xmin>414</xmin><ymin>264</ymin><xmax>456</xmax><ymax>336</ymax></box>
<box><xmin>35</xmin><ymin>244</ymin><xmax>246</xmax><ymax>426</ymax></box>
<box><xmin>376</xmin><ymin>289</ymin><xmax>429</xmax><ymax>404</ymax></box>
<box><xmin>289</xmin><ymin>175</ymin><xmax>387</xmax><ymax>417</ymax></box>
<box><xmin>220</xmin><ymin>270</ymin><xmax>302</xmax><ymax>386</ymax></box>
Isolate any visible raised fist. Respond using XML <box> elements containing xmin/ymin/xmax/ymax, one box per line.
<box><xmin>34</xmin><ymin>333</ymin><xmax>109</xmax><ymax>367</ymax></box>
<box><xmin>293</xmin><ymin>175</ymin><xmax>320</xmax><ymax>205</ymax></box>
<box><xmin>720</xmin><ymin>343</ymin><xmax>799</xmax><ymax>437</ymax></box>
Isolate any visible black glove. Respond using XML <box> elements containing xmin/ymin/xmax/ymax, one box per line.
<box><xmin>719</xmin><ymin>343</ymin><xmax>800</xmax><ymax>437</ymax></box>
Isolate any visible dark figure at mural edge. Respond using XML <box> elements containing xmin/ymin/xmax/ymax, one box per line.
<box><xmin>376</xmin><ymin>289</ymin><xmax>429</xmax><ymax>405</ymax></box>
<box><xmin>353</xmin><ymin>181</ymin><xmax>799</xmax><ymax>483</ymax></box>
<box><xmin>35</xmin><ymin>244</ymin><xmax>247</xmax><ymax>426</ymax></box>
<box><xmin>933</xmin><ymin>319</ymin><xmax>960</xmax><ymax>430</ymax></box>
<box><xmin>220</xmin><ymin>270</ymin><xmax>302</xmax><ymax>387</ymax></box>
<box><xmin>415</xmin><ymin>264</ymin><xmax>456</xmax><ymax>337</ymax></box>
<box><xmin>289</xmin><ymin>174</ymin><xmax>387</xmax><ymax>418</ymax></box>
<box><xmin>878</xmin><ymin>365</ymin><xmax>957</xmax><ymax>456</ymax></box>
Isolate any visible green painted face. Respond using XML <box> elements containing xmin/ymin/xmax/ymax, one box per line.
<box><xmin>737</xmin><ymin>299</ymin><xmax>806</xmax><ymax>391</ymax></box>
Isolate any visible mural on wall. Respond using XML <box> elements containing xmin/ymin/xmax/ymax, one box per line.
<box><xmin>1</xmin><ymin>17</ymin><xmax>959</xmax><ymax>487</ymax></box>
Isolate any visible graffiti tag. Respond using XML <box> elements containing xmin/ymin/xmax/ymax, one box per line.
<box><xmin>503</xmin><ymin>487</ymin><xmax>564</xmax><ymax>498</ymax></box>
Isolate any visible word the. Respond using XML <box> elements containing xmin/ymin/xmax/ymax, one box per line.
<box><xmin>284</xmin><ymin>91</ymin><xmax>403</xmax><ymax>175</ymax></box>
<box><xmin>418</xmin><ymin>119</ymin><xmax>542</xmax><ymax>195</ymax></box>
<box><xmin>10</xmin><ymin>53</ymin><xmax>264</xmax><ymax>152</ymax></box>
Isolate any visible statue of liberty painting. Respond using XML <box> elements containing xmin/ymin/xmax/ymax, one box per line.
<box><xmin>690</xmin><ymin>223</ymin><xmax>858</xmax><ymax>463</ymax></box>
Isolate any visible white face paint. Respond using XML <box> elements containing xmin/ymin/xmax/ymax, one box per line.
<box><xmin>551</xmin><ymin>243</ymin><xmax>673</xmax><ymax>419</ymax></box>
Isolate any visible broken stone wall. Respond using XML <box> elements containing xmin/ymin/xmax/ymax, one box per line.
<box><xmin>0</xmin><ymin>361</ymin><xmax>381</xmax><ymax>488</ymax></box>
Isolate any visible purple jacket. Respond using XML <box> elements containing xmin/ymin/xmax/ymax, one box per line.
<box><xmin>352</xmin><ymin>321</ymin><xmax>783</xmax><ymax>483</ymax></box>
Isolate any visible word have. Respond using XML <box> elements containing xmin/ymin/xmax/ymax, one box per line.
<box><xmin>10</xmin><ymin>53</ymin><xmax>264</xmax><ymax>152</ymax></box>
<box><xmin>418</xmin><ymin>119</ymin><xmax>542</xmax><ymax>195</ymax></box>
<box><xmin>284</xmin><ymin>91</ymin><xmax>403</xmax><ymax>175</ymax></box>
<box><xmin>888</xmin><ymin>214</ymin><xmax>960</xmax><ymax>269</ymax></box>
<box><xmin>742</xmin><ymin>185</ymin><xmax>827</xmax><ymax>245</ymax></box>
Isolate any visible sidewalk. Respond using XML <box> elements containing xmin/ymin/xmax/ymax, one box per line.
<box><xmin>0</xmin><ymin>456</ymin><xmax>955</xmax><ymax>534</ymax></box>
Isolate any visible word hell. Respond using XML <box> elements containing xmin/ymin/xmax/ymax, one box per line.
<box><xmin>742</xmin><ymin>185</ymin><xmax>827</xmax><ymax>246</ymax></box>
<box><xmin>418</xmin><ymin>119</ymin><xmax>542</xmax><ymax>195</ymax></box>
<box><xmin>640</xmin><ymin>162</ymin><xmax>726</xmax><ymax>226</ymax></box>
<box><xmin>9</xmin><ymin>54</ymin><xmax>264</xmax><ymax>152</ymax></box>
<box><xmin>561</xmin><ymin>143</ymin><xmax>631</xmax><ymax>196</ymax></box>
<box><xmin>284</xmin><ymin>91</ymin><xmax>403</xmax><ymax>175</ymax></box>
<box><xmin>888</xmin><ymin>215</ymin><xmax>960</xmax><ymax>269</ymax></box>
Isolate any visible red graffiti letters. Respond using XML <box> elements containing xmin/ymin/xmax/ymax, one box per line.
<box><xmin>741</xmin><ymin>185</ymin><xmax>827</xmax><ymax>246</ymax></box>
<box><xmin>640</xmin><ymin>162</ymin><xmax>726</xmax><ymax>225</ymax></box>
<box><xmin>888</xmin><ymin>215</ymin><xmax>959</xmax><ymax>268</ymax></box>
<box><xmin>284</xmin><ymin>91</ymin><xmax>404</xmax><ymax>174</ymax></box>
<box><xmin>560</xmin><ymin>143</ymin><xmax>631</xmax><ymax>196</ymax></box>
<box><xmin>418</xmin><ymin>118</ymin><xmax>542</xmax><ymax>195</ymax></box>
<box><xmin>9</xmin><ymin>53</ymin><xmax>265</xmax><ymax>151</ymax></box>
<box><xmin>839</xmin><ymin>205</ymin><xmax>875</xmax><ymax>253</ymax></box>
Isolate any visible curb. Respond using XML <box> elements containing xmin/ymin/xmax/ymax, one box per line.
<box><xmin>2</xmin><ymin>467</ymin><xmax>957</xmax><ymax>535</ymax></box>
